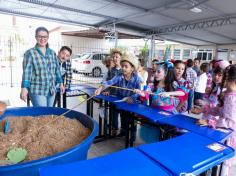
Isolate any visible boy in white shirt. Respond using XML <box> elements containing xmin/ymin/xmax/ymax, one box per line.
<box><xmin>194</xmin><ymin>63</ymin><xmax>209</xmax><ymax>104</ymax></box>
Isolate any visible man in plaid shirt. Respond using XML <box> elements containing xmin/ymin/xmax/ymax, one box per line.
<box><xmin>20</xmin><ymin>27</ymin><xmax>64</xmax><ymax>107</ymax></box>
<box><xmin>54</xmin><ymin>46</ymin><xmax>73</xmax><ymax>107</ymax></box>
<box><xmin>57</xmin><ymin>46</ymin><xmax>72</xmax><ymax>89</ymax></box>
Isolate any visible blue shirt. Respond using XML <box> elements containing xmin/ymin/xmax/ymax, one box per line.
<box><xmin>102</xmin><ymin>73</ymin><xmax>141</xmax><ymax>102</ymax></box>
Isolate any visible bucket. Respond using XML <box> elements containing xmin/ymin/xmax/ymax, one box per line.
<box><xmin>0</xmin><ymin>107</ymin><xmax>98</xmax><ymax>176</ymax></box>
<box><xmin>138</xmin><ymin>124</ymin><xmax>160</xmax><ymax>143</ymax></box>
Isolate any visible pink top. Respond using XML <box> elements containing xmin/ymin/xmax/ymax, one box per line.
<box><xmin>218</xmin><ymin>92</ymin><xmax>236</xmax><ymax>129</ymax></box>
<box><xmin>206</xmin><ymin>92</ymin><xmax>236</xmax><ymax>149</ymax></box>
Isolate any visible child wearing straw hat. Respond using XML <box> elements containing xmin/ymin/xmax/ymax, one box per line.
<box><xmin>95</xmin><ymin>54</ymin><xmax>141</xmax><ymax>102</ymax></box>
<box><xmin>95</xmin><ymin>54</ymin><xmax>142</xmax><ymax>137</ymax></box>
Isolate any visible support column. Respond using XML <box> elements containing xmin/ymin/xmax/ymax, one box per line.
<box><xmin>114</xmin><ymin>31</ymin><xmax>118</xmax><ymax>48</ymax></box>
<box><xmin>148</xmin><ymin>35</ymin><xmax>155</xmax><ymax>67</ymax></box>
<box><xmin>214</xmin><ymin>45</ymin><xmax>218</xmax><ymax>60</ymax></box>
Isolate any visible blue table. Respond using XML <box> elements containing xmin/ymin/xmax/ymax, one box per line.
<box><xmin>138</xmin><ymin>132</ymin><xmax>235</xmax><ymax>176</ymax></box>
<box><xmin>93</xmin><ymin>94</ymin><xmax>121</xmax><ymax>141</ymax></box>
<box><xmin>68</xmin><ymin>84</ymin><xmax>96</xmax><ymax>96</ymax></box>
<box><xmin>60</xmin><ymin>84</ymin><xmax>96</xmax><ymax>116</ymax></box>
<box><xmin>158</xmin><ymin>114</ymin><xmax>233</xmax><ymax>142</ymax></box>
<box><xmin>113</xmin><ymin>101</ymin><xmax>175</xmax><ymax>147</ymax></box>
<box><xmin>114</xmin><ymin>101</ymin><xmax>232</xmax><ymax>142</ymax></box>
<box><xmin>115</xmin><ymin>102</ymin><xmax>174</xmax><ymax>123</ymax></box>
<box><xmin>95</xmin><ymin>94</ymin><xmax>120</xmax><ymax>102</ymax></box>
<box><xmin>39</xmin><ymin>148</ymin><xmax>171</xmax><ymax>176</ymax></box>
<box><xmin>79</xmin><ymin>93</ymin><xmax>232</xmax><ymax>145</ymax></box>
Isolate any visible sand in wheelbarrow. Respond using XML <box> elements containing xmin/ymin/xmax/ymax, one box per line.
<box><xmin>0</xmin><ymin>115</ymin><xmax>91</xmax><ymax>164</ymax></box>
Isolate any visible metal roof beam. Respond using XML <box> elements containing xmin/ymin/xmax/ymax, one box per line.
<box><xmin>102</xmin><ymin>0</ymin><xmax>149</xmax><ymax>12</ymax></box>
<box><xmin>147</xmin><ymin>17</ymin><xmax>233</xmax><ymax>35</ymax></box>
<box><xmin>99</xmin><ymin>0</ymin><xmax>181</xmax><ymax>26</ymax></box>
<box><xmin>19</xmin><ymin>0</ymin><xmax>117</xmax><ymax>20</ymax></box>
<box><xmin>159</xmin><ymin>36</ymin><xmax>199</xmax><ymax>46</ymax></box>
<box><xmin>204</xmin><ymin>29</ymin><xmax>236</xmax><ymax>42</ymax></box>
<box><xmin>186</xmin><ymin>0</ymin><xmax>210</xmax><ymax>10</ymax></box>
<box><xmin>0</xmin><ymin>8</ymin><xmax>93</xmax><ymax>27</ymax></box>
<box><xmin>103</xmin><ymin>0</ymin><xmax>182</xmax><ymax>12</ymax></box>
<box><xmin>173</xmin><ymin>33</ymin><xmax>218</xmax><ymax>45</ymax></box>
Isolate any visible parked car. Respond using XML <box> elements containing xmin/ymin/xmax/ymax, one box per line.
<box><xmin>72</xmin><ymin>52</ymin><xmax>109</xmax><ymax>77</ymax></box>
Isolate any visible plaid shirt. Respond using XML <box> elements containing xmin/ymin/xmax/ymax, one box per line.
<box><xmin>106</xmin><ymin>66</ymin><xmax>122</xmax><ymax>95</ymax></box>
<box><xmin>102</xmin><ymin>73</ymin><xmax>141</xmax><ymax>101</ymax></box>
<box><xmin>59</xmin><ymin>60</ymin><xmax>72</xmax><ymax>88</ymax></box>
<box><xmin>186</xmin><ymin>67</ymin><xmax>197</xmax><ymax>88</ymax></box>
<box><xmin>21</xmin><ymin>45</ymin><xmax>63</xmax><ymax>96</ymax></box>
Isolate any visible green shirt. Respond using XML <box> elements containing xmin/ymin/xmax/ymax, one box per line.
<box><xmin>21</xmin><ymin>45</ymin><xmax>63</xmax><ymax>96</ymax></box>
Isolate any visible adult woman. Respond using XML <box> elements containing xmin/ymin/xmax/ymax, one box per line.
<box><xmin>20</xmin><ymin>27</ymin><xmax>64</xmax><ymax>107</ymax></box>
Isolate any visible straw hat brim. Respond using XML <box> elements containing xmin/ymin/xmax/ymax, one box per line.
<box><xmin>121</xmin><ymin>55</ymin><xmax>139</xmax><ymax>71</ymax></box>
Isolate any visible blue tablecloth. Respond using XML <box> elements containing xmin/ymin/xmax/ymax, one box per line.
<box><xmin>95</xmin><ymin>94</ymin><xmax>120</xmax><ymax>102</ymax></box>
<box><xmin>68</xmin><ymin>84</ymin><xmax>96</xmax><ymax>96</ymax></box>
<box><xmin>115</xmin><ymin>101</ymin><xmax>174</xmax><ymax>122</ymax></box>
<box><xmin>158</xmin><ymin>114</ymin><xmax>233</xmax><ymax>142</ymax></box>
<box><xmin>39</xmin><ymin>148</ymin><xmax>171</xmax><ymax>176</ymax></box>
<box><xmin>138</xmin><ymin>132</ymin><xmax>235</xmax><ymax>176</ymax></box>
<box><xmin>114</xmin><ymin>101</ymin><xmax>232</xmax><ymax>141</ymax></box>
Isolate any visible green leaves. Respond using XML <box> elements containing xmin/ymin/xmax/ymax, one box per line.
<box><xmin>7</xmin><ymin>148</ymin><xmax>27</xmax><ymax>164</ymax></box>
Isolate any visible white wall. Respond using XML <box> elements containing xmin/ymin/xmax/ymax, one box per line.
<box><xmin>60</xmin><ymin>35</ymin><xmax>113</xmax><ymax>55</ymax></box>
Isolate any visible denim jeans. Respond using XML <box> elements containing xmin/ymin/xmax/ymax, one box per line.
<box><xmin>30</xmin><ymin>93</ymin><xmax>56</xmax><ymax>107</ymax></box>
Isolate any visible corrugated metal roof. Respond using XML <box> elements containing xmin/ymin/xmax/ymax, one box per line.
<box><xmin>0</xmin><ymin>0</ymin><xmax>236</xmax><ymax>46</ymax></box>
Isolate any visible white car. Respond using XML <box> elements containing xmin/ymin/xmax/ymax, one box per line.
<box><xmin>72</xmin><ymin>52</ymin><xmax>109</xmax><ymax>77</ymax></box>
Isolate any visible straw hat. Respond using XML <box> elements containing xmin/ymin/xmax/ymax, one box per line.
<box><xmin>110</xmin><ymin>48</ymin><xmax>122</xmax><ymax>56</ymax></box>
<box><xmin>120</xmin><ymin>54</ymin><xmax>139</xmax><ymax>71</ymax></box>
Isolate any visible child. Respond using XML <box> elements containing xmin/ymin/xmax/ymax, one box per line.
<box><xmin>194</xmin><ymin>63</ymin><xmax>209</xmax><ymax>103</ymax></box>
<box><xmin>166</xmin><ymin>60</ymin><xmax>190</xmax><ymax>113</ymax></box>
<box><xmin>137</xmin><ymin>59</ymin><xmax>148</xmax><ymax>90</ymax></box>
<box><xmin>0</xmin><ymin>101</ymin><xmax>6</xmax><ymax>115</ymax></box>
<box><xmin>135</xmin><ymin>60</ymin><xmax>186</xmax><ymax>114</ymax></box>
<box><xmin>106</xmin><ymin>48</ymin><xmax>122</xmax><ymax>82</ymax></box>
<box><xmin>102</xmin><ymin>49</ymin><xmax>122</xmax><ymax>132</ymax></box>
<box><xmin>195</xmin><ymin>65</ymin><xmax>236</xmax><ymax>176</ymax></box>
<box><xmin>102</xmin><ymin>56</ymin><xmax>115</xmax><ymax>82</ymax></box>
<box><xmin>95</xmin><ymin>54</ymin><xmax>141</xmax><ymax>136</ymax></box>
<box><xmin>193</xmin><ymin>61</ymin><xmax>230</xmax><ymax>125</ymax></box>
<box><xmin>135</xmin><ymin>60</ymin><xmax>189</xmax><ymax>141</ymax></box>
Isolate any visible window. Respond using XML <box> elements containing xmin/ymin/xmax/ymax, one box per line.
<box><xmin>92</xmin><ymin>54</ymin><xmax>101</xmax><ymax>60</ymax></box>
<box><xmin>197</xmin><ymin>53</ymin><xmax>202</xmax><ymax>59</ymax></box>
<box><xmin>174</xmin><ymin>49</ymin><xmax>180</xmax><ymax>59</ymax></box>
<box><xmin>207</xmin><ymin>53</ymin><xmax>212</xmax><ymax>60</ymax></box>
<box><xmin>183</xmin><ymin>49</ymin><xmax>190</xmax><ymax>59</ymax></box>
<box><xmin>229</xmin><ymin>50</ymin><xmax>236</xmax><ymax>60</ymax></box>
<box><xmin>197</xmin><ymin>49</ymin><xmax>213</xmax><ymax>61</ymax></box>
<box><xmin>202</xmin><ymin>52</ymin><xmax>207</xmax><ymax>60</ymax></box>
<box><xmin>101</xmin><ymin>54</ymin><xmax>108</xmax><ymax>60</ymax></box>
